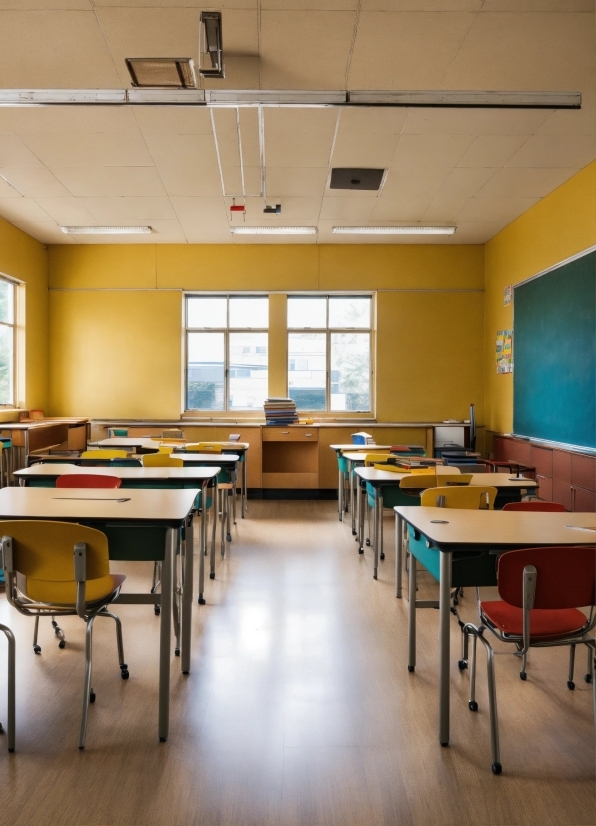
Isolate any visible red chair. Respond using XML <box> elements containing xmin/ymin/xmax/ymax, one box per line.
<box><xmin>461</xmin><ymin>546</ymin><xmax>596</xmax><ymax>774</ymax></box>
<box><xmin>56</xmin><ymin>474</ymin><xmax>121</xmax><ymax>489</ymax></box>
<box><xmin>503</xmin><ymin>501</ymin><xmax>566</xmax><ymax>512</ymax></box>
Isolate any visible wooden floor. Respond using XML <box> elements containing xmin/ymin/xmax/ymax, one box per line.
<box><xmin>0</xmin><ymin>500</ymin><xmax>594</xmax><ymax>826</ymax></box>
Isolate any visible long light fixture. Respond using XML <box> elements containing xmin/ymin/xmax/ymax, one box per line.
<box><xmin>60</xmin><ymin>226</ymin><xmax>152</xmax><ymax>235</ymax></box>
<box><xmin>0</xmin><ymin>89</ymin><xmax>581</xmax><ymax>109</ymax></box>
<box><xmin>332</xmin><ymin>226</ymin><xmax>456</xmax><ymax>235</ymax></box>
<box><xmin>230</xmin><ymin>226</ymin><xmax>317</xmax><ymax>235</ymax></box>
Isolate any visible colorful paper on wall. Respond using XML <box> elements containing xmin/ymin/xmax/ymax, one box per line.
<box><xmin>504</xmin><ymin>285</ymin><xmax>513</xmax><ymax>306</ymax></box>
<box><xmin>496</xmin><ymin>330</ymin><xmax>513</xmax><ymax>374</ymax></box>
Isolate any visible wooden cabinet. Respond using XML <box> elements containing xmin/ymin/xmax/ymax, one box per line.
<box><xmin>494</xmin><ymin>435</ymin><xmax>596</xmax><ymax>512</ymax></box>
<box><xmin>262</xmin><ymin>427</ymin><xmax>318</xmax><ymax>488</ymax></box>
<box><xmin>262</xmin><ymin>427</ymin><xmax>317</xmax><ymax>442</ymax></box>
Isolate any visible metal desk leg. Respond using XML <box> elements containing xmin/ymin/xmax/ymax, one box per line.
<box><xmin>408</xmin><ymin>545</ymin><xmax>416</xmax><ymax>671</ymax></box>
<box><xmin>357</xmin><ymin>479</ymin><xmax>364</xmax><ymax>553</ymax></box>
<box><xmin>373</xmin><ymin>487</ymin><xmax>379</xmax><ymax>579</ymax></box>
<box><xmin>181</xmin><ymin>511</ymin><xmax>194</xmax><ymax>674</ymax></box>
<box><xmin>210</xmin><ymin>480</ymin><xmax>218</xmax><ymax>579</ymax></box>
<box><xmin>242</xmin><ymin>456</ymin><xmax>247</xmax><ymax>517</ymax></box>
<box><xmin>338</xmin><ymin>467</ymin><xmax>343</xmax><ymax>521</ymax></box>
<box><xmin>159</xmin><ymin>527</ymin><xmax>175</xmax><ymax>742</ymax></box>
<box><xmin>197</xmin><ymin>481</ymin><xmax>207</xmax><ymax>605</ymax></box>
<box><xmin>395</xmin><ymin>513</ymin><xmax>402</xmax><ymax>598</ymax></box>
<box><xmin>350</xmin><ymin>460</ymin><xmax>357</xmax><ymax>534</ymax></box>
<box><xmin>439</xmin><ymin>550</ymin><xmax>453</xmax><ymax>747</ymax></box>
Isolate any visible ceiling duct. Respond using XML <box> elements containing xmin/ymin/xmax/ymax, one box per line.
<box><xmin>330</xmin><ymin>169</ymin><xmax>386</xmax><ymax>191</ymax></box>
<box><xmin>200</xmin><ymin>12</ymin><xmax>224</xmax><ymax>79</ymax></box>
<box><xmin>125</xmin><ymin>58</ymin><xmax>197</xmax><ymax>89</ymax></box>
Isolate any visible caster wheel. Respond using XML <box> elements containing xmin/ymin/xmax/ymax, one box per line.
<box><xmin>198</xmin><ymin>597</ymin><xmax>206</xmax><ymax>605</ymax></box>
<box><xmin>154</xmin><ymin>605</ymin><xmax>160</xmax><ymax>616</ymax></box>
<box><xmin>8</xmin><ymin>748</ymin><xmax>14</xmax><ymax>753</ymax></box>
<box><xmin>89</xmin><ymin>691</ymin><xmax>96</xmax><ymax>704</ymax></box>
<box><xmin>33</xmin><ymin>645</ymin><xmax>41</xmax><ymax>655</ymax></box>
<box><xmin>159</xmin><ymin>737</ymin><xmax>167</xmax><ymax>743</ymax></box>
<box><xmin>407</xmin><ymin>665</ymin><xmax>415</xmax><ymax>673</ymax></box>
<box><xmin>380</xmin><ymin>553</ymin><xmax>385</xmax><ymax>561</ymax></box>
<box><xmin>469</xmin><ymin>701</ymin><xmax>478</xmax><ymax>712</ymax></box>
<box><xmin>210</xmin><ymin>572</ymin><xmax>215</xmax><ymax>580</ymax></box>
<box><xmin>351</xmin><ymin>530</ymin><xmax>357</xmax><ymax>536</ymax></box>
<box><xmin>491</xmin><ymin>762</ymin><xmax>502</xmax><ymax>776</ymax></box>
<box><xmin>226</xmin><ymin>534</ymin><xmax>232</xmax><ymax>542</ymax></box>
<box><xmin>175</xmin><ymin>648</ymin><xmax>180</xmax><ymax>657</ymax></box>
<box><xmin>358</xmin><ymin>548</ymin><xmax>364</xmax><ymax>554</ymax></box>
<box><xmin>458</xmin><ymin>660</ymin><xmax>468</xmax><ymax>670</ymax></box>
<box><xmin>58</xmin><ymin>640</ymin><xmax>66</xmax><ymax>649</ymax></box>
<box><xmin>585</xmin><ymin>673</ymin><xmax>593</xmax><ymax>684</ymax></box>
<box><xmin>519</xmin><ymin>671</ymin><xmax>527</xmax><ymax>681</ymax></box>
<box><xmin>365</xmin><ymin>539</ymin><xmax>371</xmax><ymax>546</ymax></box>
<box><xmin>567</xmin><ymin>680</ymin><xmax>575</xmax><ymax>690</ymax></box>
<box><xmin>121</xmin><ymin>669</ymin><xmax>129</xmax><ymax>680</ymax></box>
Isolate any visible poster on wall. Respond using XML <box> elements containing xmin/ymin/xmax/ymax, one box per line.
<box><xmin>504</xmin><ymin>284</ymin><xmax>513</xmax><ymax>306</ymax></box>
<box><xmin>496</xmin><ymin>330</ymin><xmax>513</xmax><ymax>374</ymax></box>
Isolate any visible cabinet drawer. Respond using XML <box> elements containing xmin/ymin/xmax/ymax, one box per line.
<box><xmin>571</xmin><ymin>453</ymin><xmax>596</xmax><ymax>493</ymax></box>
<box><xmin>262</xmin><ymin>428</ymin><xmax>318</xmax><ymax>442</ymax></box>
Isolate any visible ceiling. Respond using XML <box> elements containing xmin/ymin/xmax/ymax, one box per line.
<box><xmin>0</xmin><ymin>1</ymin><xmax>593</xmax><ymax>245</ymax></box>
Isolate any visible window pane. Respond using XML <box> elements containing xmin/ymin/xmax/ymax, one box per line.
<box><xmin>229</xmin><ymin>297</ymin><xmax>268</xmax><ymax>328</ymax></box>
<box><xmin>330</xmin><ymin>333</ymin><xmax>370</xmax><ymax>411</ymax></box>
<box><xmin>329</xmin><ymin>297</ymin><xmax>370</xmax><ymax>328</ymax></box>
<box><xmin>288</xmin><ymin>333</ymin><xmax>326</xmax><ymax>410</ymax></box>
<box><xmin>0</xmin><ymin>324</ymin><xmax>13</xmax><ymax>405</ymax></box>
<box><xmin>0</xmin><ymin>281</ymin><xmax>13</xmax><ymax>325</ymax></box>
<box><xmin>229</xmin><ymin>332</ymin><xmax>268</xmax><ymax>410</ymax></box>
<box><xmin>187</xmin><ymin>332</ymin><xmax>224</xmax><ymax>409</ymax></box>
<box><xmin>187</xmin><ymin>297</ymin><xmax>227</xmax><ymax>328</ymax></box>
<box><xmin>288</xmin><ymin>297</ymin><xmax>326</xmax><ymax>328</ymax></box>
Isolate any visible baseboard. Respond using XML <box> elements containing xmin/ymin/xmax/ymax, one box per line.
<box><xmin>248</xmin><ymin>488</ymin><xmax>337</xmax><ymax>501</ymax></box>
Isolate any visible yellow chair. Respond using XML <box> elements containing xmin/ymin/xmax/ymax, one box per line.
<box><xmin>141</xmin><ymin>454</ymin><xmax>183</xmax><ymax>467</ymax></box>
<box><xmin>420</xmin><ymin>485</ymin><xmax>497</xmax><ymax>509</ymax></box>
<box><xmin>363</xmin><ymin>452</ymin><xmax>391</xmax><ymax>466</ymax></box>
<box><xmin>1</xmin><ymin>521</ymin><xmax>128</xmax><ymax>749</ymax></box>
<box><xmin>80</xmin><ymin>450</ymin><xmax>127</xmax><ymax>461</ymax></box>
<box><xmin>157</xmin><ymin>446</ymin><xmax>174</xmax><ymax>454</ymax></box>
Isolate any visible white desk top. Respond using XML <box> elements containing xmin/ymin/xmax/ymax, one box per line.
<box><xmin>394</xmin><ymin>506</ymin><xmax>596</xmax><ymax>548</ymax></box>
<box><xmin>330</xmin><ymin>444</ymin><xmax>392</xmax><ymax>452</ymax></box>
<box><xmin>15</xmin><ymin>464</ymin><xmax>220</xmax><ymax>481</ymax></box>
<box><xmin>95</xmin><ymin>437</ymin><xmax>248</xmax><ymax>451</ymax></box>
<box><xmin>0</xmin><ymin>487</ymin><xmax>198</xmax><ymax>523</ymax></box>
<box><xmin>180</xmin><ymin>453</ymin><xmax>238</xmax><ymax>464</ymax></box>
<box><xmin>356</xmin><ymin>467</ymin><xmax>537</xmax><ymax>489</ymax></box>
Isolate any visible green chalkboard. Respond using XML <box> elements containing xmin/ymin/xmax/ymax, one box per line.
<box><xmin>513</xmin><ymin>250</ymin><xmax>596</xmax><ymax>450</ymax></box>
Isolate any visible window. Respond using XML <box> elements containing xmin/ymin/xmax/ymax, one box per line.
<box><xmin>186</xmin><ymin>296</ymin><xmax>268</xmax><ymax>411</ymax></box>
<box><xmin>0</xmin><ymin>279</ymin><xmax>15</xmax><ymax>406</ymax></box>
<box><xmin>288</xmin><ymin>296</ymin><xmax>371</xmax><ymax>412</ymax></box>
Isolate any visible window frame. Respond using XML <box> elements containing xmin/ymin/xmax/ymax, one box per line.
<box><xmin>0</xmin><ymin>276</ymin><xmax>16</xmax><ymax>408</ymax></box>
<box><xmin>287</xmin><ymin>294</ymin><xmax>373</xmax><ymax>414</ymax></box>
<box><xmin>184</xmin><ymin>294</ymin><xmax>269</xmax><ymax>412</ymax></box>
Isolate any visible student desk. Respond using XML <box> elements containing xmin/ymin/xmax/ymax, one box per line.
<box><xmin>331</xmin><ymin>446</ymin><xmax>392</xmax><ymax>531</ymax></box>
<box><xmin>355</xmin><ymin>468</ymin><xmax>538</xmax><ymax>582</ymax></box>
<box><xmin>0</xmin><ymin>486</ymin><xmax>200</xmax><ymax>742</ymax></box>
<box><xmin>14</xmin><ymin>463</ymin><xmax>220</xmax><ymax>612</ymax></box>
<box><xmin>95</xmin><ymin>436</ymin><xmax>172</xmax><ymax>452</ymax></box>
<box><xmin>393</xmin><ymin>506</ymin><xmax>596</xmax><ymax>748</ymax></box>
<box><xmin>174</xmin><ymin>444</ymin><xmax>250</xmax><ymax>519</ymax></box>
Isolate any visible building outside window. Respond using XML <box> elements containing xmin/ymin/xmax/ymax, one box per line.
<box><xmin>185</xmin><ymin>295</ymin><xmax>268</xmax><ymax>411</ymax></box>
<box><xmin>0</xmin><ymin>278</ymin><xmax>15</xmax><ymax>405</ymax></box>
<box><xmin>287</xmin><ymin>296</ymin><xmax>371</xmax><ymax>412</ymax></box>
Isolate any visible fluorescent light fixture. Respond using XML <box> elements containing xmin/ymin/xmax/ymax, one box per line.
<box><xmin>206</xmin><ymin>90</ymin><xmax>347</xmax><ymax>106</ymax></box>
<box><xmin>0</xmin><ymin>89</ymin><xmax>126</xmax><ymax>105</ymax></box>
<box><xmin>125</xmin><ymin>58</ymin><xmax>197</xmax><ymax>89</ymax></box>
<box><xmin>230</xmin><ymin>226</ymin><xmax>317</xmax><ymax>235</ymax></box>
<box><xmin>127</xmin><ymin>89</ymin><xmax>205</xmax><ymax>104</ymax></box>
<box><xmin>61</xmin><ymin>226</ymin><xmax>152</xmax><ymax>235</ymax></box>
<box><xmin>348</xmin><ymin>90</ymin><xmax>581</xmax><ymax>109</ymax></box>
<box><xmin>332</xmin><ymin>226</ymin><xmax>456</xmax><ymax>235</ymax></box>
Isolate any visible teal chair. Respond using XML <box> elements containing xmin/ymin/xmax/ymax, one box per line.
<box><xmin>107</xmin><ymin>428</ymin><xmax>128</xmax><ymax>438</ymax></box>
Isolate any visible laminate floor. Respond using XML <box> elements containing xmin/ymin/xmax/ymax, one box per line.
<box><xmin>0</xmin><ymin>501</ymin><xmax>593</xmax><ymax>826</ymax></box>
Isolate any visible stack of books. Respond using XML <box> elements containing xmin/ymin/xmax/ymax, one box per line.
<box><xmin>264</xmin><ymin>397</ymin><xmax>298</xmax><ymax>426</ymax></box>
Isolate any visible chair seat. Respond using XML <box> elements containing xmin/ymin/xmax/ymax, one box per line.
<box><xmin>25</xmin><ymin>573</ymin><xmax>126</xmax><ymax>605</ymax></box>
<box><xmin>481</xmin><ymin>600</ymin><xmax>589</xmax><ymax>641</ymax></box>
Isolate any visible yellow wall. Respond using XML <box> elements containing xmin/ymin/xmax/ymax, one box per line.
<box><xmin>48</xmin><ymin>244</ymin><xmax>484</xmax><ymax>421</ymax></box>
<box><xmin>0</xmin><ymin>216</ymin><xmax>48</xmax><ymax>410</ymax></box>
<box><xmin>484</xmin><ymin>163</ymin><xmax>596</xmax><ymax>435</ymax></box>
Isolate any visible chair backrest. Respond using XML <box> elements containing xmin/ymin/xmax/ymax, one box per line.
<box><xmin>185</xmin><ymin>442</ymin><xmax>223</xmax><ymax>453</ymax></box>
<box><xmin>110</xmin><ymin>458</ymin><xmax>142</xmax><ymax>467</ymax></box>
<box><xmin>363</xmin><ymin>452</ymin><xmax>392</xmax><ymax>466</ymax></box>
<box><xmin>420</xmin><ymin>485</ymin><xmax>497</xmax><ymax>509</ymax></box>
<box><xmin>107</xmin><ymin>428</ymin><xmax>128</xmax><ymax>438</ymax></box>
<box><xmin>56</xmin><ymin>474</ymin><xmax>121</xmax><ymax>489</ymax></box>
<box><xmin>498</xmin><ymin>546</ymin><xmax>596</xmax><ymax>609</ymax></box>
<box><xmin>502</xmin><ymin>501</ymin><xmax>567</xmax><ymax>512</ymax></box>
<box><xmin>142</xmin><ymin>453</ymin><xmax>183</xmax><ymax>467</ymax></box>
<box><xmin>1</xmin><ymin>520</ymin><xmax>110</xmax><ymax>581</ymax></box>
<box><xmin>80</xmin><ymin>450</ymin><xmax>127</xmax><ymax>460</ymax></box>
<box><xmin>157</xmin><ymin>445</ymin><xmax>174</xmax><ymax>454</ymax></box>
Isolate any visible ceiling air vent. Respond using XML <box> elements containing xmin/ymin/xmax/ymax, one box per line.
<box><xmin>330</xmin><ymin>168</ymin><xmax>385</xmax><ymax>191</ymax></box>
<box><xmin>125</xmin><ymin>58</ymin><xmax>197</xmax><ymax>89</ymax></box>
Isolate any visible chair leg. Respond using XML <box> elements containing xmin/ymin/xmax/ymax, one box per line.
<box><xmin>0</xmin><ymin>624</ymin><xmax>15</xmax><ymax>752</ymax></box>
<box><xmin>463</xmin><ymin>624</ymin><xmax>502</xmax><ymax>775</ymax></box>
<box><xmin>567</xmin><ymin>643</ymin><xmax>576</xmax><ymax>690</ymax></box>
<box><xmin>79</xmin><ymin>616</ymin><xmax>97</xmax><ymax>750</ymax></box>
<box><xmin>379</xmin><ymin>506</ymin><xmax>385</xmax><ymax>561</ymax></box>
<box><xmin>33</xmin><ymin>615</ymin><xmax>41</xmax><ymax>654</ymax></box>
<box><xmin>99</xmin><ymin>609</ymin><xmax>129</xmax><ymax>678</ymax></box>
<box><xmin>226</xmin><ymin>490</ymin><xmax>232</xmax><ymax>543</ymax></box>
<box><xmin>585</xmin><ymin>641</ymin><xmax>594</xmax><ymax>684</ymax></box>
<box><xmin>220</xmin><ymin>490</ymin><xmax>225</xmax><ymax>557</ymax></box>
<box><xmin>210</xmin><ymin>491</ymin><xmax>217</xmax><ymax>579</ymax></box>
<box><xmin>467</xmin><ymin>631</ymin><xmax>478</xmax><ymax>710</ymax></box>
<box><xmin>51</xmin><ymin>616</ymin><xmax>66</xmax><ymax>649</ymax></box>
<box><xmin>151</xmin><ymin>561</ymin><xmax>161</xmax><ymax>616</ymax></box>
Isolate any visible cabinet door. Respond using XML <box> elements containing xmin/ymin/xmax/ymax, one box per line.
<box><xmin>552</xmin><ymin>479</ymin><xmax>572</xmax><ymax>511</ymax></box>
<box><xmin>530</xmin><ymin>446</ymin><xmax>552</xmax><ymax>478</ymax></box>
<box><xmin>571</xmin><ymin>485</ymin><xmax>596</xmax><ymax>512</ymax></box>
<box><xmin>553</xmin><ymin>449</ymin><xmax>571</xmax><ymax>484</ymax></box>
<box><xmin>571</xmin><ymin>454</ymin><xmax>596</xmax><ymax>493</ymax></box>
<box><xmin>535</xmin><ymin>475</ymin><xmax>552</xmax><ymax>502</ymax></box>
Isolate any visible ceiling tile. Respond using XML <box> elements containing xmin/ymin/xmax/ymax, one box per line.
<box><xmin>260</xmin><ymin>10</ymin><xmax>356</xmax><ymax>89</ymax></box>
<box><xmin>2</xmin><ymin>106</ymin><xmax>141</xmax><ymax>137</ymax></box>
<box><xmin>227</xmin><ymin>196</ymin><xmax>322</xmax><ymax>223</ymax></box>
<box><xmin>144</xmin><ymin>134</ymin><xmax>219</xmax><ymax>169</ymax></box>
<box><xmin>51</xmin><ymin>166</ymin><xmax>167</xmax><ymax>197</ymax></box>
<box><xmin>447</xmin><ymin>220</ymin><xmax>509</xmax><ymax>244</ymax></box>
<box><xmin>34</xmin><ymin>196</ymin><xmax>97</xmax><ymax>225</ymax></box>
<box><xmin>0</xmin><ymin>166</ymin><xmax>70</xmax><ymax>197</ymax></box>
<box><xmin>457</xmin><ymin>135</ymin><xmax>530</xmax><ymax>168</ymax></box>
<box><xmin>348</xmin><ymin>11</ymin><xmax>477</xmax><ymax>89</ymax></box>
<box><xmin>423</xmin><ymin>196</ymin><xmax>470</xmax><ymax>222</ymax></box>
<box><xmin>20</xmin><ymin>133</ymin><xmax>154</xmax><ymax>168</ymax></box>
<box><xmin>481</xmin><ymin>2</ymin><xmax>592</xmax><ymax>10</ymax></box>
<box><xmin>6</xmin><ymin>220</ymin><xmax>77</xmax><ymax>244</ymax></box>
<box><xmin>266</xmin><ymin>167</ymin><xmax>329</xmax><ymax>198</ymax></box>
<box><xmin>262</xmin><ymin>1</ymin><xmax>358</xmax><ymax>9</ymax></box>
<box><xmin>437</xmin><ymin>167</ymin><xmax>500</xmax><ymax>199</ymax></box>
<box><xmin>457</xmin><ymin>196</ymin><xmax>539</xmax><ymax>224</ymax></box>
<box><xmin>505</xmin><ymin>135</ymin><xmax>596</xmax><ymax>168</ymax></box>
<box><xmin>392</xmin><ymin>134</ymin><xmax>475</xmax><ymax>168</ymax></box>
<box><xmin>370</xmin><ymin>194</ymin><xmax>435</xmax><ymax>221</ymax></box>
<box><xmin>382</xmin><ymin>166</ymin><xmax>452</xmax><ymax>199</ymax></box>
<box><xmin>402</xmin><ymin>108</ymin><xmax>552</xmax><ymax>136</ymax></box>
<box><xmin>0</xmin><ymin>176</ymin><xmax>21</xmax><ymax>198</ymax></box>
<box><xmin>0</xmin><ymin>135</ymin><xmax>44</xmax><ymax>166</ymax></box>
<box><xmin>319</xmin><ymin>197</ymin><xmax>376</xmax><ymax>222</ymax></box>
<box><xmin>133</xmin><ymin>107</ymin><xmax>213</xmax><ymax>136</ymax></box>
<box><xmin>0</xmin><ymin>197</ymin><xmax>54</xmax><ymax>223</ymax></box>
<box><xmin>169</xmin><ymin>196</ymin><xmax>231</xmax><ymax>242</ymax></box>
<box><xmin>238</xmin><ymin>108</ymin><xmax>261</xmax><ymax>169</ymax></box>
<box><xmin>0</xmin><ymin>11</ymin><xmax>121</xmax><ymax>87</ymax></box>
<box><xmin>330</xmin><ymin>109</ymin><xmax>407</xmax><ymax>168</ymax></box>
<box><xmin>535</xmin><ymin>104</ymin><xmax>596</xmax><ymax>137</ymax></box>
<box><xmin>0</xmin><ymin>2</ymin><xmax>93</xmax><ymax>8</ymax></box>
<box><xmin>265</xmin><ymin>109</ymin><xmax>338</xmax><ymax>168</ymax></box>
<box><xmin>212</xmin><ymin>109</ymin><xmax>242</xmax><ymax>168</ymax></box>
<box><xmin>75</xmin><ymin>196</ymin><xmax>177</xmax><ymax>222</ymax></box>
<box><xmin>476</xmin><ymin>166</ymin><xmax>579</xmax><ymax>198</ymax></box>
